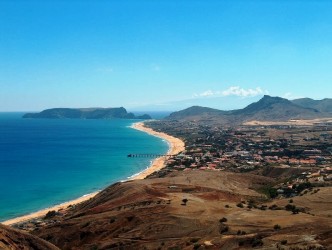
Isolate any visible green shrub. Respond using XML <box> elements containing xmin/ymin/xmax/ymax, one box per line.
<box><xmin>193</xmin><ymin>243</ymin><xmax>200</xmax><ymax>250</ymax></box>
<box><xmin>251</xmin><ymin>237</ymin><xmax>263</xmax><ymax>247</ymax></box>
<box><xmin>219</xmin><ymin>217</ymin><xmax>227</xmax><ymax>223</ymax></box>
<box><xmin>237</xmin><ymin>203</ymin><xmax>244</xmax><ymax>208</ymax></box>
<box><xmin>219</xmin><ymin>224</ymin><xmax>229</xmax><ymax>234</ymax></box>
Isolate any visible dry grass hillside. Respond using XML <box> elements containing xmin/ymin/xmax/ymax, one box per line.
<box><xmin>0</xmin><ymin>224</ymin><xmax>59</xmax><ymax>250</ymax></box>
<box><xmin>30</xmin><ymin>170</ymin><xmax>331</xmax><ymax>250</ymax></box>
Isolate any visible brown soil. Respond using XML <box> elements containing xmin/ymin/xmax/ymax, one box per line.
<box><xmin>0</xmin><ymin>224</ymin><xmax>59</xmax><ymax>250</ymax></box>
<box><xmin>29</xmin><ymin>170</ymin><xmax>331</xmax><ymax>250</ymax></box>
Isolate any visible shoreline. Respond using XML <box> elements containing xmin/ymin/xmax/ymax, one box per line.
<box><xmin>129</xmin><ymin>122</ymin><xmax>185</xmax><ymax>180</ymax></box>
<box><xmin>1</xmin><ymin>121</ymin><xmax>185</xmax><ymax>226</ymax></box>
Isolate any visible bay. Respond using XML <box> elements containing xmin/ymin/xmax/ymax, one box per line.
<box><xmin>0</xmin><ymin>113</ymin><xmax>168</xmax><ymax>221</ymax></box>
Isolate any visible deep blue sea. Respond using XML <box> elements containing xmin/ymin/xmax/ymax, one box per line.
<box><xmin>0</xmin><ymin>113</ymin><xmax>168</xmax><ymax>222</ymax></box>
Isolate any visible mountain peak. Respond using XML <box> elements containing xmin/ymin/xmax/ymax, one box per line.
<box><xmin>166</xmin><ymin>95</ymin><xmax>329</xmax><ymax>124</ymax></box>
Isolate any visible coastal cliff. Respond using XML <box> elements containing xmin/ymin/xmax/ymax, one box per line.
<box><xmin>23</xmin><ymin>107</ymin><xmax>151</xmax><ymax>120</ymax></box>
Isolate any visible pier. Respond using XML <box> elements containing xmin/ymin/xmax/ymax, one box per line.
<box><xmin>127</xmin><ymin>154</ymin><xmax>174</xmax><ymax>158</ymax></box>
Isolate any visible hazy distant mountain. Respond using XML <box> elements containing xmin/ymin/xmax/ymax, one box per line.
<box><xmin>167</xmin><ymin>106</ymin><xmax>228</xmax><ymax>120</ymax></box>
<box><xmin>23</xmin><ymin>107</ymin><xmax>151</xmax><ymax>120</ymax></box>
<box><xmin>165</xmin><ymin>95</ymin><xmax>328</xmax><ymax>124</ymax></box>
<box><xmin>128</xmin><ymin>95</ymin><xmax>263</xmax><ymax>112</ymax></box>
<box><xmin>292</xmin><ymin>98</ymin><xmax>332</xmax><ymax>113</ymax></box>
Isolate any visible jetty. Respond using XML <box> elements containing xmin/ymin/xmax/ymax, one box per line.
<box><xmin>127</xmin><ymin>154</ymin><xmax>174</xmax><ymax>158</ymax></box>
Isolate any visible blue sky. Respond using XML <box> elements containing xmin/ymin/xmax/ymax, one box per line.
<box><xmin>1</xmin><ymin>0</ymin><xmax>332</xmax><ymax>111</ymax></box>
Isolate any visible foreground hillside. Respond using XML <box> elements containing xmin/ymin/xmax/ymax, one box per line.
<box><xmin>0</xmin><ymin>224</ymin><xmax>59</xmax><ymax>250</ymax></box>
<box><xmin>29</xmin><ymin>170</ymin><xmax>331</xmax><ymax>250</ymax></box>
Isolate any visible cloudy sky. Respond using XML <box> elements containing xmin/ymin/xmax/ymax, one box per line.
<box><xmin>1</xmin><ymin>0</ymin><xmax>332</xmax><ymax>111</ymax></box>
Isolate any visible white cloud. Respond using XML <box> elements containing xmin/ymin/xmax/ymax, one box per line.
<box><xmin>282</xmin><ymin>92</ymin><xmax>303</xmax><ymax>100</ymax></box>
<box><xmin>193</xmin><ymin>86</ymin><xmax>268</xmax><ymax>98</ymax></box>
<box><xmin>221</xmin><ymin>86</ymin><xmax>265</xmax><ymax>97</ymax></box>
<box><xmin>200</xmin><ymin>90</ymin><xmax>214</xmax><ymax>97</ymax></box>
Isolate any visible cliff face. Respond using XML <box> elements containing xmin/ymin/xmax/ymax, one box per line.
<box><xmin>23</xmin><ymin>107</ymin><xmax>152</xmax><ymax>120</ymax></box>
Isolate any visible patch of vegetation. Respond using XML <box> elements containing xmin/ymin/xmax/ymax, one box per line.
<box><xmin>259</xmin><ymin>205</ymin><xmax>267</xmax><ymax>210</ymax></box>
<box><xmin>193</xmin><ymin>243</ymin><xmax>201</xmax><ymax>250</ymax></box>
<box><xmin>237</xmin><ymin>230</ymin><xmax>246</xmax><ymax>235</ymax></box>
<box><xmin>285</xmin><ymin>204</ymin><xmax>296</xmax><ymax>211</ymax></box>
<box><xmin>219</xmin><ymin>217</ymin><xmax>227</xmax><ymax>223</ymax></box>
<box><xmin>251</xmin><ymin>236</ymin><xmax>263</xmax><ymax>247</ymax></box>
<box><xmin>44</xmin><ymin>210</ymin><xmax>57</xmax><ymax>219</ymax></box>
<box><xmin>219</xmin><ymin>224</ymin><xmax>229</xmax><ymax>234</ymax></box>
<box><xmin>258</xmin><ymin>186</ymin><xmax>278</xmax><ymax>199</ymax></box>
<box><xmin>281</xmin><ymin>239</ymin><xmax>287</xmax><ymax>245</ymax></box>
<box><xmin>273</xmin><ymin>224</ymin><xmax>281</xmax><ymax>230</ymax></box>
<box><xmin>190</xmin><ymin>238</ymin><xmax>199</xmax><ymax>243</ymax></box>
<box><xmin>293</xmin><ymin>182</ymin><xmax>312</xmax><ymax>193</ymax></box>
<box><xmin>269</xmin><ymin>204</ymin><xmax>278</xmax><ymax>210</ymax></box>
<box><xmin>236</xmin><ymin>203</ymin><xmax>244</xmax><ymax>208</ymax></box>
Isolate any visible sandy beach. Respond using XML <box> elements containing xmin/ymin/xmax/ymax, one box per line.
<box><xmin>2</xmin><ymin>121</ymin><xmax>185</xmax><ymax>226</ymax></box>
<box><xmin>129</xmin><ymin>122</ymin><xmax>185</xmax><ymax>180</ymax></box>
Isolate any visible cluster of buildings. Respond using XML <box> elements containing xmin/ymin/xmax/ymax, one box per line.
<box><xmin>148</xmin><ymin>121</ymin><xmax>332</xmax><ymax>187</ymax></box>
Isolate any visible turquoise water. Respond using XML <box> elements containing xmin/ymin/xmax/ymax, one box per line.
<box><xmin>0</xmin><ymin>113</ymin><xmax>168</xmax><ymax>221</ymax></box>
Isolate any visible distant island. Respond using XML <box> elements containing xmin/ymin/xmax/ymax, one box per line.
<box><xmin>23</xmin><ymin>107</ymin><xmax>151</xmax><ymax>120</ymax></box>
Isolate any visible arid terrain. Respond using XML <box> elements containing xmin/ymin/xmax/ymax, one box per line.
<box><xmin>0</xmin><ymin>224</ymin><xmax>59</xmax><ymax>250</ymax></box>
<box><xmin>22</xmin><ymin>170</ymin><xmax>332</xmax><ymax>250</ymax></box>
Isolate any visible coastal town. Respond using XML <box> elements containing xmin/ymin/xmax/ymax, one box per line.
<box><xmin>146</xmin><ymin>120</ymin><xmax>332</xmax><ymax>197</ymax></box>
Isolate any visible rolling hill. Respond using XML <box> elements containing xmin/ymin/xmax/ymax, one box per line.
<box><xmin>25</xmin><ymin>170</ymin><xmax>332</xmax><ymax>249</ymax></box>
<box><xmin>292</xmin><ymin>98</ymin><xmax>332</xmax><ymax>113</ymax></box>
<box><xmin>166</xmin><ymin>95</ymin><xmax>329</xmax><ymax>125</ymax></box>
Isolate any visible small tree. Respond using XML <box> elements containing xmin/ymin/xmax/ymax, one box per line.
<box><xmin>44</xmin><ymin>210</ymin><xmax>57</xmax><ymax>219</ymax></box>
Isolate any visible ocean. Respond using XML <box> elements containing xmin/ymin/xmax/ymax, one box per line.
<box><xmin>0</xmin><ymin>113</ymin><xmax>169</xmax><ymax>222</ymax></box>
